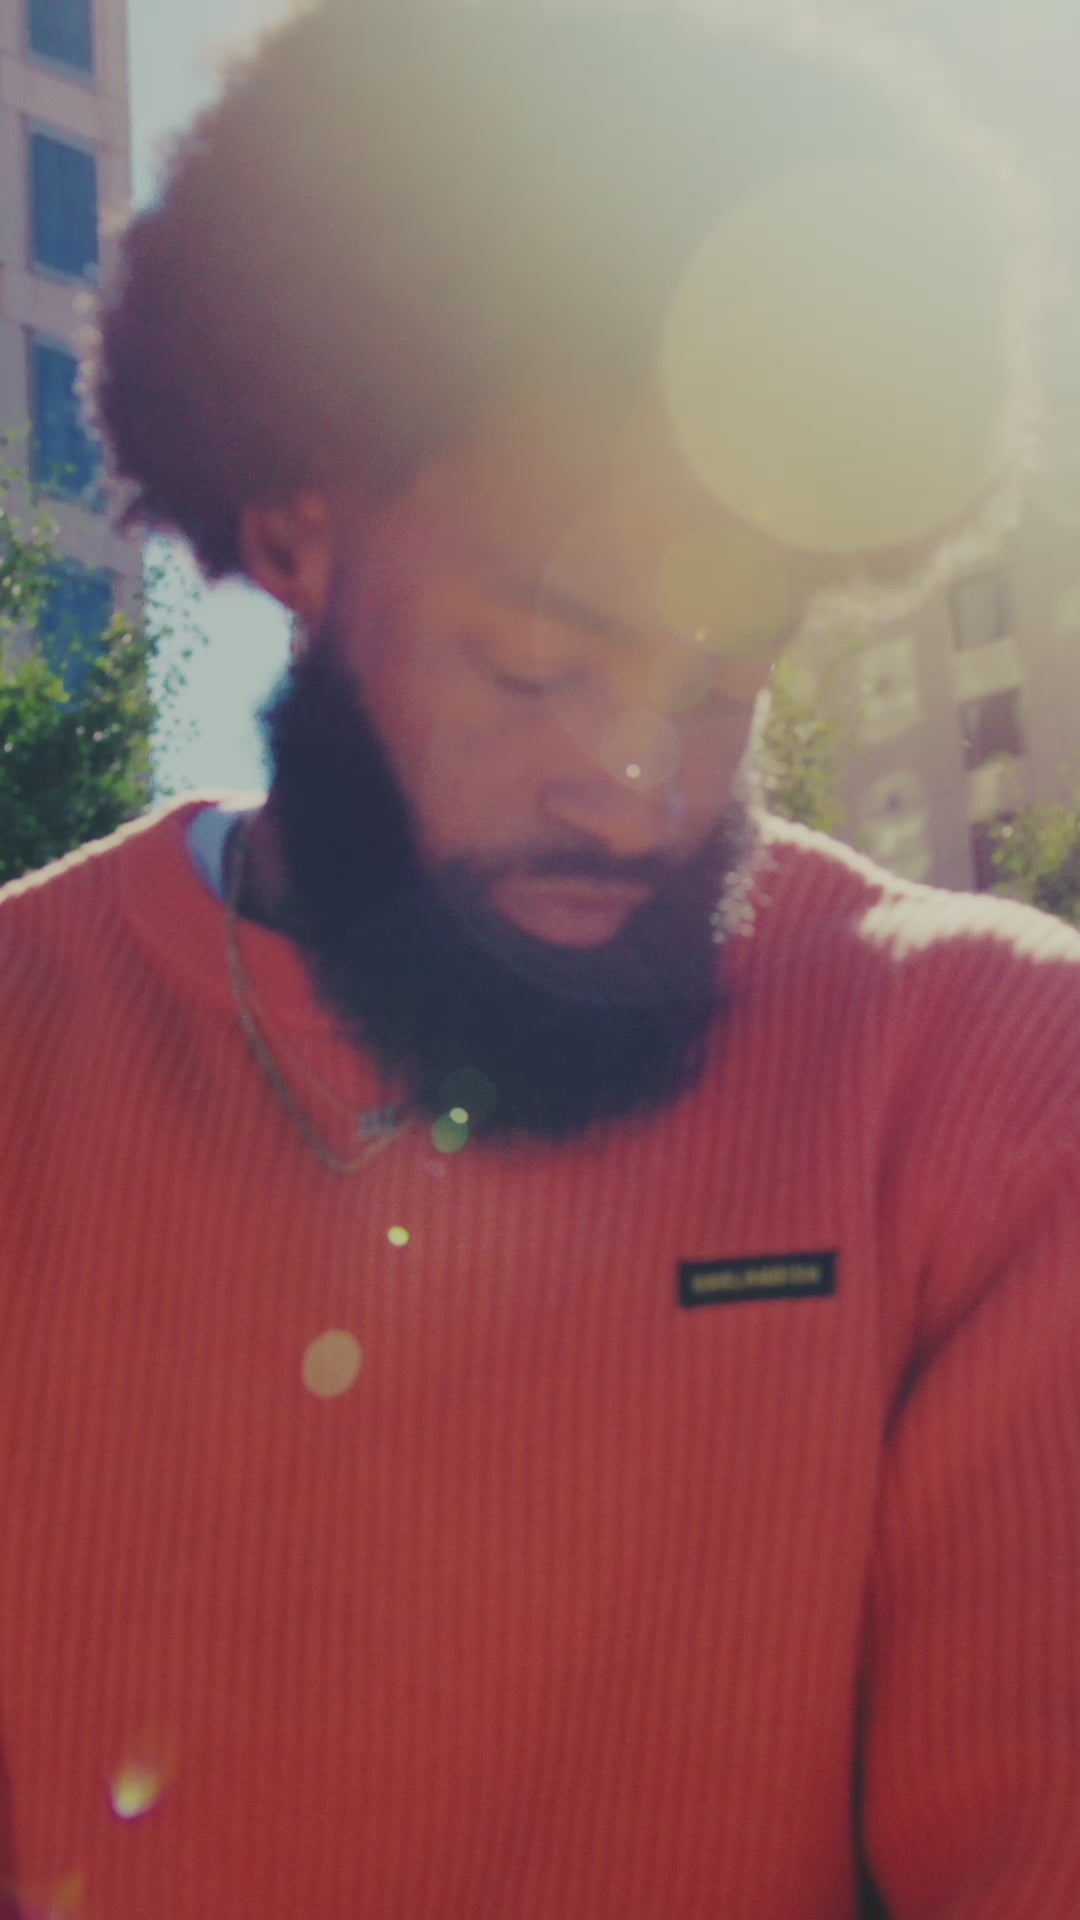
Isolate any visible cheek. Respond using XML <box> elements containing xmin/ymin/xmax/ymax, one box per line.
<box><xmin>681</xmin><ymin>705</ymin><xmax>761</xmax><ymax>789</ymax></box>
<box><xmin>642</xmin><ymin>647</ymin><xmax>772</xmax><ymax>797</ymax></box>
<box><xmin>359</xmin><ymin>645</ymin><xmax>542</xmax><ymax>861</ymax></box>
<box><xmin>415</xmin><ymin>729</ymin><xmax>541</xmax><ymax>862</ymax></box>
<box><xmin>682</xmin><ymin>661</ymin><xmax>774</xmax><ymax>804</ymax></box>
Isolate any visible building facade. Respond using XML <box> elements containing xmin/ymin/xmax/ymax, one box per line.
<box><xmin>832</xmin><ymin>357</ymin><xmax>1080</xmax><ymax>894</ymax></box>
<box><xmin>834</xmin><ymin>533</ymin><xmax>1077</xmax><ymax>892</ymax></box>
<box><xmin>839</xmin><ymin>0</ymin><xmax>1080</xmax><ymax>892</ymax></box>
<box><xmin>0</xmin><ymin>0</ymin><xmax>139</xmax><ymax>683</ymax></box>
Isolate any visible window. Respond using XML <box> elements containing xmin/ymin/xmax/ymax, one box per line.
<box><xmin>857</xmin><ymin>636</ymin><xmax>921</xmax><ymax>747</ymax></box>
<box><xmin>960</xmin><ymin>688</ymin><xmax>1026</xmax><ymax>770</ymax></box>
<box><xmin>38</xmin><ymin>561</ymin><xmax>113</xmax><ymax>695</ymax></box>
<box><xmin>28</xmin><ymin>0</ymin><xmax>94</xmax><ymax>74</ymax></box>
<box><xmin>857</xmin><ymin>769</ymin><xmax>932</xmax><ymax>882</ymax></box>
<box><xmin>951</xmin><ymin>570</ymin><xmax>1015</xmax><ymax>651</ymax></box>
<box><xmin>1054</xmin><ymin>582</ymin><xmax>1080</xmax><ymax>640</ymax></box>
<box><xmin>30</xmin><ymin>336</ymin><xmax>102</xmax><ymax>502</ymax></box>
<box><xmin>29</xmin><ymin>130</ymin><xmax>98</xmax><ymax>282</ymax></box>
<box><xmin>970</xmin><ymin>818</ymin><xmax>1014</xmax><ymax>893</ymax></box>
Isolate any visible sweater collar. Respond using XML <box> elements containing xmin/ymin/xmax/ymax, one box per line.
<box><xmin>119</xmin><ymin>793</ymin><xmax>343</xmax><ymax>1034</ymax></box>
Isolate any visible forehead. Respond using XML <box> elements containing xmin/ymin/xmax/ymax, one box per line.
<box><xmin>344</xmin><ymin>387</ymin><xmax>825</xmax><ymax>653</ymax></box>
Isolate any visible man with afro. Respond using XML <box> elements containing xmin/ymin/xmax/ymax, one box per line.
<box><xmin>0</xmin><ymin>5</ymin><xmax>1076</xmax><ymax>1917</ymax></box>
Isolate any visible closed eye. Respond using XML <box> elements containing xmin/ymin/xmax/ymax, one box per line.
<box><xmin>465</xmin><ymin>630</ymin><xmax>586</xmax><ymax>700</ymax></box>
<box><xmin>696</xmin><ymin>687</ymin><xmax>755</xmax><ymax>721</ymax></box>
<box><xmin>490</xmin><ymin>667</ymin><xmax>556</xmax><ymax>698</ymax></box>
<box><xmin>669</xmin><ymin>676</ymin><xmax>756</xmax><ymax>722</ymax></box>
<box><xmin>455</xmin><ymin>622</ymin><xmax>576</xmax><ymax>698</ymax></box>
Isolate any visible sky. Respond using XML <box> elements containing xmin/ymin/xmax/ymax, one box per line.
<box><xmin>129</xmin><ymin>0</ymin><xmax>294</xmax><ymax>796</ymax></box>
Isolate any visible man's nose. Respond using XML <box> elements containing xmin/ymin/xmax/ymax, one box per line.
<box><xmin>539</xmin><ymin>714</ymin><xmax>684</xmax><ymax>861</ymax></box>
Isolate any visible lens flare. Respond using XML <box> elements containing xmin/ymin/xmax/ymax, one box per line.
<box><xmin>302</xmin><ymin>1330</ymin><xmax>363</xmax><ymax>1398</ymax></box>
<box><xmin>109</xmin><ymin>1727</ymin><xmax>176</xmax><ymax>1824</ymax></box>
<box><xmin>597</xmin><ymin>707</ymin><xmax>679</xmax><ymax>790</ymax></box>
<box><xmin>12</xmin><ymin>1868</ymin><xmax>86</xmax><ymax>1918</ymax></box>
<box><xmin>661</xmin><ymin>162</ymin><xmax>1005</xmax><ymax>554</ymax></box>
<box><xmin>432</xmin><ymin>1113</ymin><xmax>470</xmax><ymax>1155</ymax></box>
<box><xmin>110</xmin><ymin>1761</ymin><xmax>165</xmax><ymax>1822</ymax></box>
<box><xmin>653</xmin><ymin>522</ymin><xmax>799</xmax><ymax>657</ymax></box>
<box><xmin>437</xmin><ymin>1069</ymin><xmax>498</xmax><ymax>1122</ymax></box>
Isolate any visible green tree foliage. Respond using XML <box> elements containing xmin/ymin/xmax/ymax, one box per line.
<box><xmin>761</xmin><ymin>654</ymin><xmax>848</xmax><ymax>836</ymax></box>
<box><xmin>0</xmin><ymin>460</ymin><xmax>196</xmax><ymax>886</ymax></box>
<box><xmin>990</xmin><ymin>782</ymin><xmax>1080</xmax><ymax>927</ymax></box>
<box><xmin>0</xmin><ymin>627</ymin><xmax>156</xmax><ymax>888</ymax></box>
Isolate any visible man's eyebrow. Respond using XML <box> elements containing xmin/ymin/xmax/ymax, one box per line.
<box><xmin>483</xmin><ymin>562</ymin><xmax>792</xmax><ymax>658</ymax></box>
<box><xmin>488</xmin><ymin>569</ymin><xmax>639</xmax><ymax>648</ymax></box>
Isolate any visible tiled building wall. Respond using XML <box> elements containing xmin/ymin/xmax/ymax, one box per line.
<box><xmin>839</xmin><ymin>0</ymin><xmax>1080</xmax><ymax>892</ymax></box>
<box><xmin>820</xmin><ymin>496</ymin><xmax>1080</xmax><ymax>893</ymax></box>
<box><xmin>0</xmin><ymin>0</ymin><xmax>140</xmax><ymax>683</ymax></box>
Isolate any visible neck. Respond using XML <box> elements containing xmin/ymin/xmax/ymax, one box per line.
<box><xmin>229</xmin><ymin>801</ymin><xmax>295</xmax><ymax>934</ymax></box>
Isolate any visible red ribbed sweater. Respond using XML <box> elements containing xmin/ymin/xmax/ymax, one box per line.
<box><xmin>0</xmin><ymin>796</ymin><xmax>1078</xmax><ymax>1920</ymax></box>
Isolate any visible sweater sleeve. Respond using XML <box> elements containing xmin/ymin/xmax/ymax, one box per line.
<box><xmin>859</xmin><ymin>1130</ymin><xmax>1080</xmax><ymax>1917</ymax></box>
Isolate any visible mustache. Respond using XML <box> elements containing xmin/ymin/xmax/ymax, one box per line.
<box><xmin>459</xmin><ymin>846</ymin><xmax>678</xmax><ymax>892</ymax></box>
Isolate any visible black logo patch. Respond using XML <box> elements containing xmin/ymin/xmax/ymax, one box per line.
<box><xmin>679</xmin><ymin>1252</ymin><xmax>837</xmax><ymax>1308</ymax></box>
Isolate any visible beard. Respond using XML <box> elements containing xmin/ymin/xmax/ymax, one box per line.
<box><xmin>259</xmin><ymin>622</ymin><xmax>755</xmax><ymax>1144</ymax></box>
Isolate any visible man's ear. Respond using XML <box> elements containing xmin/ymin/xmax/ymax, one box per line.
<box><xmin>239</xmin><ymin>493</ymin><xmax>335</xmax><ymax>632</ymax></box>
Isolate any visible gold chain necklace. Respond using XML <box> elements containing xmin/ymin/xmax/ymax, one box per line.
<box><xmin>224</xmin><ymin>815</ymin><xmax>411</xmax><ymax>1175</ymax></box>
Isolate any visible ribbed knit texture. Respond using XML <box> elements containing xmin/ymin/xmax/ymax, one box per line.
<box><xmin>0</xmin><ymin>797</ymin><xmax>1077</xmax><ymax>1920</ymax></box>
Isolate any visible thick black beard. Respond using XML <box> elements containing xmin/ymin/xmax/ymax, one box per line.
<box><xmin>259</xmin><ymin>628</ymin><xmax>753</xmax><ymax>1143</ymax></box>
